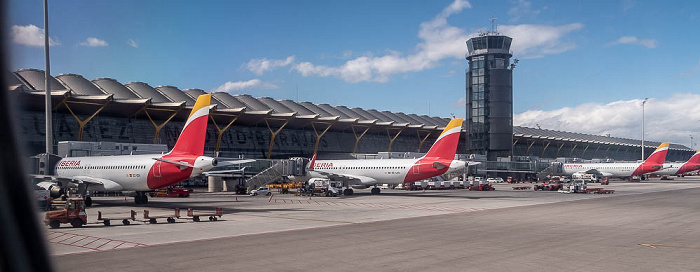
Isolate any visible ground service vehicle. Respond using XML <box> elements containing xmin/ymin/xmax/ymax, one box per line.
<box><xmin>468</xmin><ymin>179</ymin><xmax>495</xmax><ymax>191</ymax></box>
<box><xmin>301</xmin><ymin>178</ymin><xmax>342</xmax><ymax>196</ymax></box>
<box><xmin>534</xmin><ymin>182</ymin><xmax>563</xmax><ymax>191</ymax></box>
<box><xmin>250</xmin><ymin>187</ymin><xmax>272</xmax><ymax>196</ymax></box>
<box><xmin>150</xmin><ymin>187</ymin><xmax>191</xmax><ymax>197</ymax></box>
<box><xmin>44</xmin><ymin>198</ymin><xmax>87</xmax><ymax>228</ymax></box>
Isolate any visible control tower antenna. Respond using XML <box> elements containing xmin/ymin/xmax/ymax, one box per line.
<box><xmin>490</xmin><ymin>17</ymin><xmax>498</xmax><ymax>34</ymax></box>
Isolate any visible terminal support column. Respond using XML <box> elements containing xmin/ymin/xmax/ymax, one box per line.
<box><xmin>593</xmin><ymin>145</ymin><xmax>601</xmax><ymax>158</ymax></box>
<box><xmin>580</xmin><ymin>144</ymin><xmax>590</xmax><ymax>158</ymax></box>
<box><xmin>58</xmin><ymin>98</ymin><xmax>112</xmax><ymax>141</ymax></box>
<box><xmin>386</xmin><ymin>128</ymin><xmax>404</xmax><ymax>152</ymax></box>
<box><xmin>555</xmin><ymin>142</ymin><xmax>565</xmax><ymax>158</ymax></box>
<box><xmin>569</xmin><ymin>143</ymin><xmax>578</xmax><ymax>157</ymax></box>
<box><xmin>351</xmin><ymin>125</ymin><xmax>371</xmax><ymax>154</ymax></box>
<box><xmin>143</xmin><ymin>107</ymin><xmax>182</xmax><ymax>144</ymax></box>
<box><xmin>264</xmin><ymin>118</ymin><xmax>288</xmax><ymax>159</ymax></box>
<box><xmin>311</xmin><ymin>122</ymin><xmax>333</xmax><ymax>155</ymax></box>
<box><xmin>416</xmin><ymin>130</ymin><xmax>432</xmax><ymax>152</ymax></box>
<box><xmin>541</xmin><ymin>141</ymin><xmax>551</xmax><ymax>158</ymax></box>
<box><xmin>210</xmin><ymin>114</ymin><xmax>240</xmax><ymax>153</ymax></box>
<box><xmin>526</xmin><ymin>139</ymin><xmax>536</xmax><ymax>156</ymax></box>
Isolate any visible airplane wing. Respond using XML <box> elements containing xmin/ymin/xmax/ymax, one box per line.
<box><xmin>202</xmin><ymin>167</ymin><xmax>248</xmax><ymax>177</ymax></box>
<box><xmin>215</xmin><ymin>159</ymin><xmax>256</xmax><ymax>167</ymax></box>
<box><xmin>577</xmin><ymin>169</ymin><xmax>613</xmax><ymax>177</ymax></box>
<box><xmin>311</xmin><ymin>170</ymin><xmax>378</xmax><ymax>185</ymax></box>
<box><xmin>32</xmin><ymin>175</ymin><xmax>123</xmax><ymax>191</ymax></box>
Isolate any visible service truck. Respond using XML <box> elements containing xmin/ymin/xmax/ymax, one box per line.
<box><xmin>302</xmin><ymin>178</ymin><xmax>343</xmax><ymax>196</ymax></box>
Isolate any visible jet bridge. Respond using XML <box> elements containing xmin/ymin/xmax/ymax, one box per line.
<box><xmin>245</xmin><ymin>157</ymin><xmax>309</xmax><ymax>190</ymax></box>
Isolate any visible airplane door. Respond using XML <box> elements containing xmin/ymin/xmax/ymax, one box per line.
<box><xmin>412</xmin><ymin>164</ymin><xmax>420</xmax><ymax>175</ymax></box>
<box><xmin>153</xmin><ymin>161</ymin><xmax>162</xmax><ymax>178</ymax></box>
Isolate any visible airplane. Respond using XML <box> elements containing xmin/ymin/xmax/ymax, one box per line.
<box><xmin>35</xmin><ymin>94</ymin><xmax>253</xmax><ymax>205</ymax></box>
<box><xmin>561</xmin><ymin>142</ymin><xmax>670</xmax><ymax>180</ymax></box>
<box><xmin>306</xmin><ymin>118</ymin><xmax>478</xmax><ymax>195</ymax></box>
<box><xmin>651</xmin><ymin>149</ymin><xmax>700</xmax><ymax>176</ymax></box>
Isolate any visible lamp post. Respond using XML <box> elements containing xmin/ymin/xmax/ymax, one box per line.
<box><xmin>44</xmin><ymin>0</ymin><xmax>53</xmax><ymax>175</ymax></box>
<box><xmin>641</xmin><ymin>98</ymin><xmax>648</xmax><ymax>161</ymax></box>
<box><xmin>691</xmin><ymin>135</ymin><xmax>694</xmax><ymax>150</ymax></box>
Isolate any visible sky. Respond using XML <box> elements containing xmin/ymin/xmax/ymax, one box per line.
<box><xmin>7</xmin><ymin>0</ymin><xmax>700</xmax><ymax>148</ymax></box>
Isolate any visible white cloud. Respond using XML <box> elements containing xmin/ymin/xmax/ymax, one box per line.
<box><xmin>79</xmin><ymin>37</ymin><xmax>108</xmax><ymax>47</ymax></box>
<box><xmin>514</xmin><ymin>93</ymin><xmax>700</xmax><ymax>146</ymax></box>
<box><xmin>211</xmin><ymin>79</ymin><xmax>279</xmax><ymax>93</ymax></box>
<box><xmin>453</xmin><ymin>97</ymin><xmax>467</xmax><ymax>107</ymax></box>
<box><xmin>608</xmin><ymin>36</ymin><xmax>657</xmax><ymax>49</ymax></box>
<box><xmin>10</xmin><ymin>24</ymin><xmax>59</xmax><ymax>47</ymax></box>
<box><xmin>282</xmin><ymin>0</ymin><xmax>582</xmax><ymax>83</ymax></box>
<box><xmin>508</xmin><ymin>0</ymin><xmax>546</xmax><ymax>22</ymax></box>
<box><xmin>245</xmin><ymin>56</ymin><xmax>296</xmax><ymax>75</ymax></box>
<box><xmin>127</xmin><ymin>39</ymin><xmax>139</xmax><ymax>48</ymax></box>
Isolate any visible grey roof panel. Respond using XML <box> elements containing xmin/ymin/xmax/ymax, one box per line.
<box><xmin>317</xmin><ymin>104</ymin><xmax>354</xmax><ymax>119</ymax></box>
<box><xmin>349</xmin><ymin>107</ymin><xmax>380</xmax><ymax>121</ymax></box>
<box><xmin>258</xmin><ymin>97</ymin><xmax>295</xmax><ymax>114</ymax></box>
<box><xmin>184</xmin><ymin>89</ymin><xmax>207</xmax><ymax>100</ymax></box>
<box><xmin>280</xmin><ymin>100</ymin><xmax>318</xmax><ymax>116</ymax></box>
<box><xmin>211</xmin><ymin>92</ymin><xmax>247</xmax><ymax>110</ymax></box>
<box><xmin>125</xmin><ymin>82</ymin><xmax>171</xmax><ymax>103</ymax></box>
<box><xmin>92</xmin><ymin>78</ymin><xmax>141</xmax><ymax>100</ymax></box>
<box><xmin>156</xmin><ymin>85</ymin><xmax>196</xmax><ymax>106</ymax></box>
<box><xmin>55</xmin><ymin>74</ymin><xmax>106</xmax><ymax>96</ymax></box>
<box><xmin>15</xmin><ymin>69</ymin><xmax>66</xmax><ymax>91</ymax></box>
<box><xmin>298</xmin><ymin>102</ymin><xmax>333</xmax><ymax>117</ymax></box>
<box><xmin>233</xmin><ymin>94</ymin><xmax>272</xmax><ymax>112</ymax></box>
<box><xmin>382</xmin><ymin>111</ymin><xmax>414</xmax><ymax>124</ymax></box>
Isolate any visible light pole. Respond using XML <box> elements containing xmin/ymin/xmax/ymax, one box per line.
<box><xmin>641</xmin><ymin>98</ymin><xmax>648</xmax><ymax>161</ymax></box>
<box><xmin>44</xmin><ymin>0</ymin><xmax>53</xmax><ymax>174</ymax></box>
<box><xmin>691</xmin><ymin>135</ymin><xmax>694</xmax><ymax>150</ymax></box>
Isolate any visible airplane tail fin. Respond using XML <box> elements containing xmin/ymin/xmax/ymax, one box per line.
<box><xmin>168</xmin><ymin>94</ymin><xmax>212</xmax><ymax>156</ymax></box>
<box><xmin>642</xmin><ymin>142</ymin><xmax>670</xmax><ymax>166</ymax></box>
<box><xmin>687</xmin><ymin>149</ymin><xmax>700</xmax><ymax>164</ymax></box>
<box><xmin>309</xmin><ymin>153</ymin><xmax>317</xmax><ymax>170</ymax></box>
<box><xmin>423</xmin><ymin>118</ymin><xmax>463</xmax><ymax>160</ymax></box>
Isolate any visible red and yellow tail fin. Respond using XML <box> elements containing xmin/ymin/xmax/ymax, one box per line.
<box><xmin>168</xmin><ymin>94</ymin><xmax>212</xmax><ymax>156</ymax></box>
<box><xmin>643</xmin><ymin>142</ymin><xmax>670</xmax><ymax>165</ymax></box>
<box><xmin>424</xmin><ymin>118</ymin><xmax>463</xmax><ymax>159</ymax></box>
<box><xmin>687</xmin><ymin>149</ymin><xmax>700</xmax><ymax>164</ymax></box>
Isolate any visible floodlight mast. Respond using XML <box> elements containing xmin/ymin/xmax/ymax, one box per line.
<box><xmin>44</xmin><ymin>0</ymin><xmax>54</xmax><ymax>174</ymax></box>
<box><xmin>641</xmin><ymin>98</ymin><xmax>648</xmax><ymax>161</ymax></box>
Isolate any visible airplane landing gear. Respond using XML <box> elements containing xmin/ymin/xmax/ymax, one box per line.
<box><xmin>134</xmin><ymin>192</ymin><xmax>149</xmax><ymax>205</ymax></box>
<box><xmin>371</xmin><ymin>187</ymin><xmax>381</xmax><ymax>195</ymax></box>
<box><xmin>85</xmin><ymin>196</ymin><xmax>93</xmax><ymax>207</ymax></box>
<box><xmin>343</xmin><ymin>188</ymin><xmax>354</xmax><ymax>196</ymax></box>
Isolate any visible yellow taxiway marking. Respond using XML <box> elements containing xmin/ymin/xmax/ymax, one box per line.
<box><xmin>639</xmin><ymin>243</ymin><xmax>700</xmax><ymax>250</ymax></box>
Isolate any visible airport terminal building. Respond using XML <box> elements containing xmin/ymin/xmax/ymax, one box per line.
<box><xmin>6</xmin><ymin>69</ymin><xmax>694</xmax><ymax>166</ymax></box>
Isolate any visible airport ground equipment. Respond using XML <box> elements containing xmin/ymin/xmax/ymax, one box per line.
<box><xmin>512</xmin><ymin>186</ymin><xmax>531</xmax><ymax>190</ymax></box>
<box><xmin>183</xmin><ymin>207</ymin><xmax>223</xmax><ymax>222</ymax></box>
<box><xmin>299</xmin><ymin>178</ymin><xmax>342</xmax><ymax>197</ymax></box>
<box><xmin>97</xmin><ymin>210</ymin><xmax>136</xmax><ymax>226</ymax></box>
<box><xmin>533</xmin><ymin>182</ymin><xmax>562</xmax><ymax>191</ymax></box>
<box><xmin>150</xmin><ymin>187</ymin><xmax>191</xmax><ymax>198</ymax></box>
<box><xmin>468</xmin><ymin>180</ymin><xmax>495</xmax><ymax>191</ymax></box>
<box><xmin>143</xmin><ymin>209</ymin><xmax>178</xmax><ymax>224</ymax></box>
<box><xmin>44</xmin><ymin>198</ymin><xmax>87</xmax><ymax>228</ymax></box>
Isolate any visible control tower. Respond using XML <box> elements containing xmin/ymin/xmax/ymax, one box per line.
<box><xmin>465</xmin><ymin>22</ymin><xmax>515</xmax><ymax>161</ymax></box>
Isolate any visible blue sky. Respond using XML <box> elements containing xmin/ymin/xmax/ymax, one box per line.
<box><xmin>8</xmin><ymin>0</ymin><xmax>700</xmax><ymax>146</ymax></box>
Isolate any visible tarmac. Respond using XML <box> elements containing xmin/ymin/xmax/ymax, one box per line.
<box><xmin>48</xmin><ymin>177</ymin><xmax>700</xmax><ymax>271</ymax></box>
